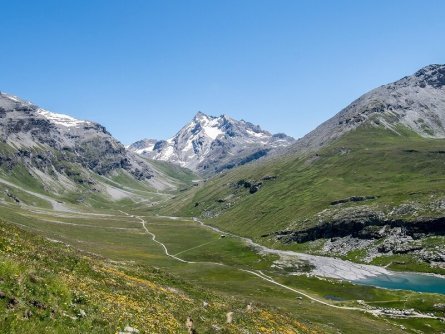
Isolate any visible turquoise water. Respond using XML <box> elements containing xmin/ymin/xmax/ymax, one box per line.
<box><xmin>356</xmin><ymin>273</ymin><xmax>445</xmax><ymax>294</ymax></box>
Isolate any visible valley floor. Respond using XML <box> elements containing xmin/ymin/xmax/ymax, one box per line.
<box><xmin>1</xmin><ymin>200</ymin><xmax>445</xmax><ymax>333</ymax></box>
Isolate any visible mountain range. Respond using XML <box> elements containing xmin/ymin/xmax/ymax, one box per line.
<box><xmin>1</xmin><ymin>64</ymin><xmax>445</xmax><ymax>334</ymax></box>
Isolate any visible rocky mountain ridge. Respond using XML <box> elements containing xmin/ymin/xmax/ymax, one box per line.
<box><xmin>129</xmin><ymin>111</ymin><xmax>294</xmax><ymax>174</ymax></box>
<box><xmin>290</xmin><ymin>64</ymin><xmax>445</xmax><ymax>153</ymax></box>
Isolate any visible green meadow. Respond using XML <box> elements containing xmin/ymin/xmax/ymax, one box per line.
<box><xmin>0</xmin><ymin>197</ymin><xmax>444</xmax><ymax>333</ymax></box>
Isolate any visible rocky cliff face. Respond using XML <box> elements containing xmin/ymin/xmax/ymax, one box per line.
<box><xmin>290</xmin><ymin>64</ymin><xmax>445</xmax><ymax>153</ymax></box>
<box><xmin>0</xmin><ymin>92</ymin><xmax>166</xmax><ymax>190</ymax></box>
<box><xmin>266</xmin><ymin>200</ymin><xmax>445</xmax><ymax>267</ymax></box>
<box><xmin>129</xmin><ymin>111</ymin><xmax>294</xmax><ymax>174</ymax></box>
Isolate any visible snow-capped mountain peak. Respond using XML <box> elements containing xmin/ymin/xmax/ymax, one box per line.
<box><xmin>188</xmin><ymin>112</ymin><xmax>224</xmax><ymax>140</ymax></box>
<box><xmin>129</xmin><ymin>111</ymin><xmax>295</xmax><ymax>174</ymax></box>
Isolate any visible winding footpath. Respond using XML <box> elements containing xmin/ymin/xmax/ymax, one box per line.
<box><xmin>120</xmin><ymin>211</ymin><xmax>442</xmax><ymax>320</ymax></box>
<box><xmin>119</xmin><ymin>211</ymin><xmax>225</xmax><ymax>266</ymax></box>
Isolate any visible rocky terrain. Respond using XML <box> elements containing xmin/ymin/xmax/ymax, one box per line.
<box><xmin>267</xmin><ymin>64</ymin><xmax>445</xmax><ymax>265</ymax></box>
<box><xmin>267</xmin><ymin>201</ymin><xmax>445</xmax><ymax>267</ymax></box>
<box><xmin>129</xmin><ymin>111</ymin><xmax>294</xmax><ymax>174</ymax></box>
<box><xmin>0</xmin><ymin>92</ymin><xmax>190</xmax><ymax>196</ymax></box>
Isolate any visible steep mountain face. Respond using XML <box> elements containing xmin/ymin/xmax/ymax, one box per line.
<box><xmin>0</xmin><ymin>92</ymin><xmax>189</xmax><ymax>197</ymax></box>
<box><xmin>129</xmin><ymin>111</ymin><xmax>294</xmax><ymax>174</ymax></box>
<box><xmin>164</xmin><ymin>64</ymin><xmax>445</xmax><ymax>273</ymax></box>
<box><xmin>290</xmin><ymin>64</ymin><xmax>445</xmax><ymax>152</ymax></box>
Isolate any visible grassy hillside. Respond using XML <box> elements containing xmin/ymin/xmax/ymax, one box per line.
<box><xmin>2</xmin><ymin>204</ymin><xmax>441</xmax><ymax>333</ymax></box>
<box><xmin>0</xmin><ymin>154</ymin><xmax>198</xmax><ymax>215</ymax></box>
<box><xmin>159</xmin><ymin>124</ymin><xmax>445</xmax><ymax>244</ymax></box>
<box><xmin>1</xmin><ymin>186</ymin><xmax>443</xmax><ymax>332</ymax></box>
<box><xmin>148</xmin><ymin>159</ymin><xmax>198</xmax><ymax>186</ymax></box>
<box><xmin>0</xmin><ymin>219</ymin><xmax>321</xmax><ymax>334</ymax></box>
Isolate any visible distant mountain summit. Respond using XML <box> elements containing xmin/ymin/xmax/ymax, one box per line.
<box><xmin>129</xmin><ymin>111</ymin><xmax>294</xmax><ymax>174</ymax></box>
<box><xmin>290</xmin><ymin>64</ymin><xmax>445</xmax><ymax>153</ymax></box>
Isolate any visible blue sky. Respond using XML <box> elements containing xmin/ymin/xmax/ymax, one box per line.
<box><xmin>1</xmin><ymin>0</ymin><xmax>444</xmax><ymax>144</ymax></box>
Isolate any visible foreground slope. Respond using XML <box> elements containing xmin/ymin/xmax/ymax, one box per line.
<box><xmin>161</xmin><ymin>64</ymin><xmax>445</xmax><ymax>274</ymax></box>
<box><xmin>0</xmin><ymin>219</ymin><xmax>319</xmax><ymax>334</ymax></box>
<box><xmin>1</xmin><ymin>199</ymin><xmax>437</xmax><ymax>333</ymax></box>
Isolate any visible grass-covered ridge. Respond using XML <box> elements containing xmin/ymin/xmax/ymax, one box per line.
<box><xmin>0</xmin><ymin>219</ymin><xmax>319</xmax><ymax>334</ymax></box>
<box><xmin>160</xmin><ymin>125</ymin><xmax>445</xmax><ymax>238</ymax></box>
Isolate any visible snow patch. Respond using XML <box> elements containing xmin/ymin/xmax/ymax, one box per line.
<box><xmin>246</xmin><ymin>129</ymin><xmax>267</xmax><ymax>138</ymax></box>
<box><xmin>6</xmin><ymin>95</ymin><xmax>19</xmax><ymax>102</ymax></box>
<box><xmin>159</xmin><ymin>145</ymin><xmax>175</xmax><ymax>160</ymax></box>
<box><xmin>135</xmin><ymin>144</ymin><xmax>155</xmax><ymax>155</ymax></box>
<box><xmin>203</xmin><ymin>125</ymin><xmax>223</xmax><ymax>139</ymax></box>
<box><xmin>36</xmin><ymin>108</ymin><xmax>90</xmax><ymax>128</ymax></box>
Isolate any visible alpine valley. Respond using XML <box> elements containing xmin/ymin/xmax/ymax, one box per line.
<box><xmin>1</xmin><ymin>65</ymin><xmax>445</xmax><ymax>334</ymax></box>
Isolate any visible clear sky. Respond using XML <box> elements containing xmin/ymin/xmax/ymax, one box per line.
<box><xmin>1</xmin><ymin>0</ymin><xmax>444</xmax><ymax>144</ymax></box>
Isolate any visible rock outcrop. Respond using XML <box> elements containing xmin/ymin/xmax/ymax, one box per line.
<box><xmin>266</xmin><ymin>203</ymin><xmax>445</xmax><ymax>266</ymax></box>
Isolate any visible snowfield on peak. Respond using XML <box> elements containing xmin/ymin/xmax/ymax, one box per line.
<box><xmin>1</xmin><ymin>92</ymin><xmax>90</xmax><ymax>128</ymax></box>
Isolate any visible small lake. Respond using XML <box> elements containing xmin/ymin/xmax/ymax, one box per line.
<box><xmin>356</xmin><ymin>272</ymin><xmax>445</xmax><ymax>295</ymax></box>
<box><xmin>193</xmin><ymin>218</ymin><xmax>445</xmax><ymax>295</ymax></box>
